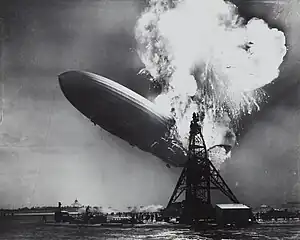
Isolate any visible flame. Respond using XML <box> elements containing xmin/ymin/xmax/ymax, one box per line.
<box><xmin>209</xmin><ymin>147</ymin><xmax>231</xmax><ymax>170</ymax></box>
<box><xmin>135</xmin><ymin>0</ymin><xmax>287</xmax><ymax>167</ymax></box>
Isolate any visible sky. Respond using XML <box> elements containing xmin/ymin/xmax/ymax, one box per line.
<box><xmin>0</xmin><ymin>0</ymin><xmax>181</xmax><ymax>209</ymax></box>
<box><xmin>0</xmin><ymin>0</ymin><xmax>300</xmax><ymax>209</ymax></box>
<box><xmin>224</xmin><ymin>0</ymin><xmax>300</xmax><ymax>206</ymax></box>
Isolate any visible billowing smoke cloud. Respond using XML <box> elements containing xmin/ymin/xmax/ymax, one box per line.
<box><xmin>131</xmin><ymin>204</ymin><xmax>164</xmax><ymax>213</ymax></box>
<box><xmin>135</xmin><ymin>0</ymin><xmax>287</xmax><ymax>167</ymax></box>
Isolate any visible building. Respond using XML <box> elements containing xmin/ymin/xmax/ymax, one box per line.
<box><xmin>215</xmin><ymin>204</ymin><xmax>253</xmax><ymax>226</ymax></box>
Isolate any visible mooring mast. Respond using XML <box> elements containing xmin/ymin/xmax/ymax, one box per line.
<box><xmin>166</xmin><ymin>112</ymin><xmax>239</xmax><ymax>224</ymax></box>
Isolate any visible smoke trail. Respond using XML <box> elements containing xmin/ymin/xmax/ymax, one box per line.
<box><xmin>135</xmin><ymin>0</ymin><xmax>287</xmax><ymax>166</ymax></box>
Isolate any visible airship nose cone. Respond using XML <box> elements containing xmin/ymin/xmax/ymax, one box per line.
<box><xmin>58</xmin><ymin>72</ymin><xmax>67</xmax><ymax>87</ymax></box>
<box><xmin>58</xmin><ymin>71</ymin><xmax>77</xmax><ymax>92</ymax></box>
<box><xmin>58</xmin><ymin>71</ymin><xmax>85</xmax><ymax>104</ymax></box>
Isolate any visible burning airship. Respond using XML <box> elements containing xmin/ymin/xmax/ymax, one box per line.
<box><xmin>58</xmin><ymin>70</ymin><xmax>187</xmax><ymax>167</ymax></box>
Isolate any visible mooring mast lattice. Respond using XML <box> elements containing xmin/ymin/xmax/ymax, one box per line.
<box><xmin>167</xmin><ymin>112</ymin><xmax>239</xmax><ymax>223</ymax></box>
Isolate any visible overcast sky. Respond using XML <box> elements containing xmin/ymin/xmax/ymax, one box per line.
<box><xmin>1</xmin><ymin>0</ymin><xmax>300</xmax><ymax>209</ymax></box>
<box><xmin>0</xmin><ymin>0</ymin><xmax>182</xmax><ymax>209</ymax></box>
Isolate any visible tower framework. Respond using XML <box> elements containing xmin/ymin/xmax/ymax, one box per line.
<box><xmin>167</xmin><ymin>112</ymin><xmax>239</xmax><ymax>223</ymax></box>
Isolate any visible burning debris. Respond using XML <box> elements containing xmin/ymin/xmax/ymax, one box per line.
<box><xmin>135</xmin><ymin>0</ymin><xmax>287</xmax><ymax>168</ymax></box>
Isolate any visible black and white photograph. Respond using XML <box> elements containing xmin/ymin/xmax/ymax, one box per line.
<box><xmin>0</xmin><ymin>0</ymin><xmax>299</xmax><ymax>239</ymax></box>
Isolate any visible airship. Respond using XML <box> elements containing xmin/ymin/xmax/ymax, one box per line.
<box><xmin>58</xmin><ymin>70</ymin><xmax>187</xmax><ymax>167</ymax></box>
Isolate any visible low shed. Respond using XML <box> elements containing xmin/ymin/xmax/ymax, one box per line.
<box><xmin>216</xmin><ymin>204</ymin><xmax>253</xmax><ymax>226</ymax></box>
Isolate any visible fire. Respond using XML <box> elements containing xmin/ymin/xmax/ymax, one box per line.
<box><xmin>135</xmin><ymin>0</ymin><xmax>287</xmax><ymax>167</ymax></box>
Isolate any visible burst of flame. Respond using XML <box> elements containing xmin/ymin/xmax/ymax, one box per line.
<box><xmin>135</xmin><ymin>0</ymin><xmax>287</xmax><ymax>167</ymax></box>
<box><xmin>208</xmin><ymin>147</ymin><xmax>231</xmax><ymax>170</ymax></box>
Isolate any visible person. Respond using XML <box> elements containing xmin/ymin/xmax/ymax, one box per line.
<box><xmin>58</xmin><ymin>202</ymin><xmax>62</xmax><ymax>211</ymax></box>
<box><xmin>150</xmin><ymin>214</ymin><xmax>154</xmax><ymax>222</ymax></box>
<box><xmin>55</xmin><ymin>202</ymin><xmax>63</xmax><ymax>223</ymax></box>
<box><xmin>86</xmin><ymin>206</ymin><xmax>90</xmax><ymax>213</ymax></box>
<box><xmin>84</xmin><ymin>206</ymin><xmax>91</xmax><ymax>223</ymax></box>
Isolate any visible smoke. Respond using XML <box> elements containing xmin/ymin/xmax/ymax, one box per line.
<box><xmin>131</xmin><ymin>204</ymin><xmax>164</xmax><ymax>213</ymax></box>
<box><xmin>135</xmin><ymin>0</ymin><xmax>287</xmax><ymax>167</ymax></box>
<box><xmin>272</xmin><ymin>0</ymin><xmax>300</xmax><ymax>72</ymax></box>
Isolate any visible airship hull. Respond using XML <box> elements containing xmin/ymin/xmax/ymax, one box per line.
<box><xmin>58</xmin><ymin>71</ymin><xmax>187</xmax><ymax>166</ymax></box>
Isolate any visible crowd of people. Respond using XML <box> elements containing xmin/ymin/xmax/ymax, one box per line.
<box><xmin>106</xmin><ymin>211</ymin><xmax>163</xmax><ymax>223</ymax></box>
<box><xmin>255</xmin><ymin>208</ymin><xmax>300</xmax><ymax>221</ymax></box>
<box><xmin>55</xmin><ymin>202</ymin><xmax>165</xmax><ymax>224</ymax></box>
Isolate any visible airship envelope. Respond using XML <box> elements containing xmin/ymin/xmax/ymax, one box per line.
<box><xmin>58</xmin><ymin>71</ymin><xmax>187</xmax><ymax>166</ymax></box>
